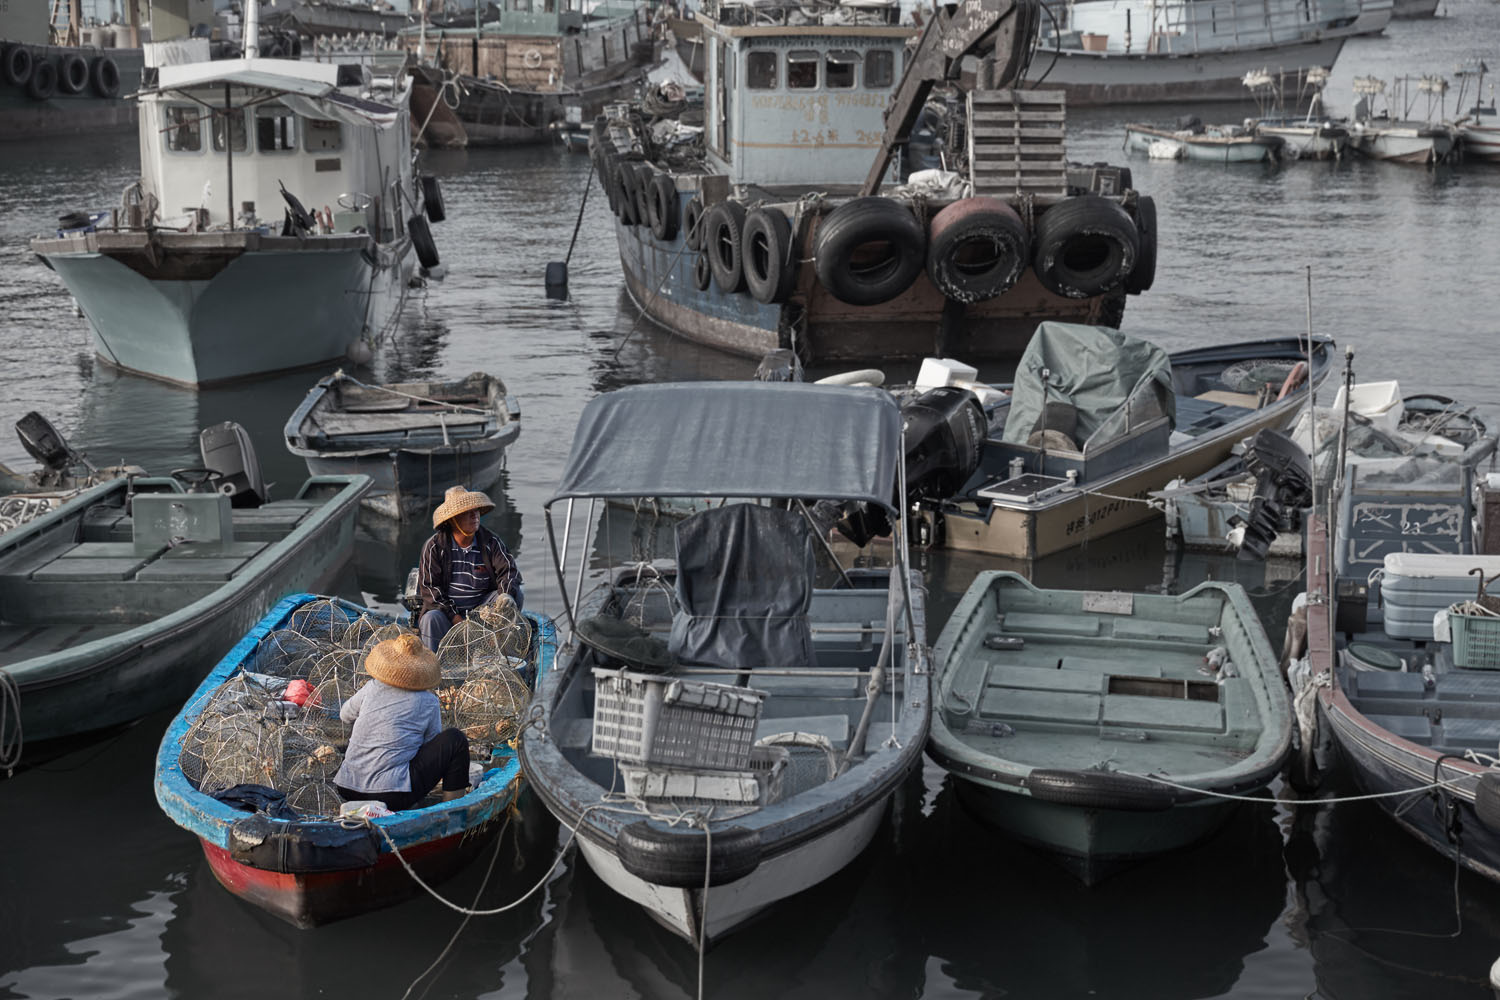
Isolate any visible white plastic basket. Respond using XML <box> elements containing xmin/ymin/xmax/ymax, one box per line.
<box><xmin>591</xmin><ymin>667</ymin><xmax>767</xmax><ymax>771</ymax></box>
<box><xmin>617</xmin><ymin>745</ymin><xmax>789</xmax><ymax>806</ymax></box>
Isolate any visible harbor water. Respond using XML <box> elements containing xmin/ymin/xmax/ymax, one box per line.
<box><xmin>6</xmin><ymin>7</ymin><xmax>1500</xmax><ymax>997</ymax></box>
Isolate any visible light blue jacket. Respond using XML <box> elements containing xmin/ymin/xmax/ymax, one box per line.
<box><xmin>333</xmin><ymin>679</ymin><xmax>442</xmax><ymax>793</ymax></box>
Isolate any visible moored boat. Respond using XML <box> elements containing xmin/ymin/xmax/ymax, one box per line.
<box><xmin>592</xmin><ymin>0</ymin><xmax>1157</xmax><ymax>364</ymax></box>
<box><xmin>930</xmin><ymin>571</ymin><xmax>1291</xmax><ymax>884</ymax></box>
<box><xmin>1124</xmin><ymin>120</ymin><xmax>1283</xmax><ymax>163</ymax></box>
<box><xmin>284</xmin><ymin>370</ymin><xmax>520</xmax><ymax>520</ymax></box>
<box><xmin>153</xmin><ymin>591</ymin><xmax>552</xmax><ymax>927</ymax></box>
<box><xmin>520</xmin><ymin>381</ymin><xmax>928</xmax><ymax>943</ymax></box>
<box><xmin>0</xmin><ymin>1</ymin><xmax>145</xmax><ymax>140</ymax></box>
<box><xmin>0</xmin><ymin>426</ymin><xmax>368</xmax><ymax>749</ymax></box>
<box><xmin>1348</xmin><ymin>74</ymin><xmax>1456</xmax><ymax>165</ymax></box>
<box><xmin>30</xmin><ymin>13</ymin><xmax>443</xmax><ymax>387</ymax></box>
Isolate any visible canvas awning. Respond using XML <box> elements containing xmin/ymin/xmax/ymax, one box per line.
<box><xmin>152</xmin><ymin>57</ymin><xmax>400</xmax><ymax>130</ymax></box>
<box><xmin>549</xmin><ymin>382</ymin><xmax>902</xmax><ymax>511</ymax></box>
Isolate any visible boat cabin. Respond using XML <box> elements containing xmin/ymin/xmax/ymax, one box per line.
<box><xmin>137</xmin><ymin>39</ymin><xmax>409</xmax><ymax>236</ymax></box>
<box><xmin>697</xmin><ymin>0</ymin><xmax>914</xmax><ymax>187</ymax></box>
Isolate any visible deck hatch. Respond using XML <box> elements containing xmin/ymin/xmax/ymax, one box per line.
<box><xmin>1107</xmin><ymin>676</ymin><xmax>1220</xmax><ymax>702</ymax></box>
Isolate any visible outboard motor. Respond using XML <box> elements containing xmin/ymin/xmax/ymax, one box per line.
<box><xmin>1235</xmin><ymin>428</ymin><xmax>1312</xmax><ymax>561</ymax></box>
<box><xmin>200</xmin><ymin>421</ymin><xmax>268</xmax><ymax>508</ymax></box>
<box><xmin>902</xmin><ymin>386</ymin><xmax>987</xmax><ymax>503</ymax></box>
<box><xmin>15</xmin><ymin>411</ymin><xmax>82</xmax><ymax>475</ymax></box>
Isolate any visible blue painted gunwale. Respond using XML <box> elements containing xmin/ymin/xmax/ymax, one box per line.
<box><xmin>154</xmin><ymin>592</ymin><xmax>557</xmax><ymax>853</ymax></box>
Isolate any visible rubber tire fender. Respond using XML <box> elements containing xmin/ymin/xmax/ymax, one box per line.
<box><xmin>419</xmin><ymin>174</ymin><xmax>446</xmax><ymax>223</ymax></box>
<box><xmin>615</xmin><ymin>161</ymin><xmax>640</xmax><ymax>225</ymax></box>
<box><xmin>595</xmin><ymin>144</ymin><xmax>619</xmax><ymax>216</ymax></box>
<box><xmin>90</xmin><ymin>54</ymin><xmax>120</xmax><ymax>99</ymax></box>
<box><xmin>683</xmin><ymin>195</ymin><xmax>706</xmax><ymax>251</ymax></box>
<box><xmin>741</xmin><ymin>206</ymin><xmax>797</xmax><ymax>304</ymax></box>
<box><xmin>409</xmin><ymin>213</ymin><xmax>441</xmax><ymax>269</ymax></box>
<box><xmin>58</xmin><ymin>52</ymin><xmax>89</xmax><ymax>95</ymax></box>
<box><xmin>631</xmin><ymin>164</ymin><xmax>655</xmax><ymax>230</ymax></box>
<box><xmin>1025</xmin><ymin>768</ymin><xmax>1176</xmax><ymax>811</ymax></box>
<box><xmin>1475</xmin><ymin>772</ymin><xmax>1500</xmax><ymax>833</ymax></box>
<box><xmin>703</xmin><ymin>200</ymin><xmax>747</xmax><ymax>293</ymax></box>
<box><xmin>925</xmin><ymin>196</ymin><xmax>1030</xmax><ymax>304</ymax></box>
<box><xmin>1032</xmin><ymin>194</ymin><xmax>1139</xmax><ymax>299</ymax></box>
<box><xmin>691</xmin><ymin>250</ymin><xmax>713</xmax><ymax>291</ymax></box>
<box><xmin>813</xmin><ymin>197</ymin><xmax>927</xmax><ymax>307</ymax></box>
<box><xmin>2</xmin><ymin>45</ymin><xmax>33</xmax><ymax>87</ymax></box>
<box><xmin>647</xmin><ymin>172</ymin><xmax>680</xmax><ymax>241</ymax></box>
<box><xmin>617</xmin><ymin>821</ymin><xmax>762</xmax><ymax>888</ymax></box>
<box><xmin>1123</xmin><ymin>194</ymin><xmax>1156</xmax><ymax>295</ymax></box>
<box><xmin>27</xmin><ymin>58</ymin><xmax>57</xmax><ymax>101</ymax></box>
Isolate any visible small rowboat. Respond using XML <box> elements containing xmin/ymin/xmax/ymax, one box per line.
<box><xmin>1124</xmin><ymin>121</ymin><xmax>1284</xmax><ymax>163</ymax></box>
<box><xmin>153</xmin><ymin>592</ymin><xmax>556</xmax><ymax>927</ymax></box>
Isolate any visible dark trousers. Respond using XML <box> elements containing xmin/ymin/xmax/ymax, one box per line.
<box><xmin>337</xmin><ymin>728</ymin><xmax>470</xmax><ymax>812</ymax></box>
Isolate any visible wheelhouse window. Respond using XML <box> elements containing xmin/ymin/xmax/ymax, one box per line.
<box><xmin>256</xmin><ymin>105</ymin><xmax>298</xmax><ymax>152</ymax></box>
<box><xmin>164</xmin><ymin>105</ymin><xmax>202</xmax><ymax>152</ymax></box>
<box><xmin>866</xmin><ymin>49</ymin><xmax>895</xmax><ymax>88</ymax></box>
<box><xmin>747</xmin><ymin>50</ymin><xmax>777</xmax><ymax>89</ymax></box>
<box><xmin>211</xmin><ymin>107</ymin><xmax>248</xmax><ymax>152</ymax></box>
<box><xmin>787</xmin><ymin>50</ymin><xmax>819</xmax><ymax>89</ymax></box>
<box><xmin>304</xmin><ymin>118</ymin><xmax>343</xmax><ymax>152</ymax></box>
<box><xmin>825</xmin><ymin>50</ymin><xmax>858</xmax><ymax>89</ymax></box>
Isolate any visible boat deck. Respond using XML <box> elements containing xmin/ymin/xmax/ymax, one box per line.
<box><xmin>1342</xmin><ymin>646</ymin><xmax>1500</xmax><ymax>757</ymax></box>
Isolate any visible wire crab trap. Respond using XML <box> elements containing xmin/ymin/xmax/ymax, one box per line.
<box><xmin>339</xmin><ymin>614</ymin><xmax>385</xmax><ymax>652</ymax></box>
<box><xmin>244</xmin><ymin>628</ymin><xmax>336</xmax><ymax>678</ymax></box>
<box><xmin>439</xmin><ymin>666</ymin><xmax>532</xmax><ymax>755</ymax></box>
<box><xmin>286</xmin><ymin>598</ymin><xmax>361</xmax><ymax>644</ymax></box>
<box><xmin>435</xmin><ymin>599</ymin><xmax>535</xmax><ymax>683</ymax></box>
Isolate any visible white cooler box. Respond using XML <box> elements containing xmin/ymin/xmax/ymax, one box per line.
<box><xmin>1380</xmin><ymin>553</ymin><xmax>1500</xmax><ymax>640</ymax></box>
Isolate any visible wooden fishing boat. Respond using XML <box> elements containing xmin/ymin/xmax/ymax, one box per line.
<box><xmin>283</xmin><ymin>370</ymin><xmax>520</xmax><ymax>520</ymax></box>
<box><xmin>930</xmin><ymin>570</ymin><xmax>1292</xmax><ymax>884</ymax></box>
<box><xmin>921</xmin><ymin>323</ymin><xmax>1334</xmax><ymax>560</ymax></box>
<box><xmin>153</xmin><ymin>592</ymin><xmax>555</xmax><ymax>927</ymax></box>
<box><xmin>0</xmin><ymin>462</ymin><xmax>368</xmax><ymax>748</ymax></box>
<box><xmin>520</xmin><ymin>382</ymin><xmax>928</xmax><ymax>944</ymax></box>
<box><xmin>1124</xmin><ymin>121</ymin><xmax>1283</xmax><ymax>162</ymax></box>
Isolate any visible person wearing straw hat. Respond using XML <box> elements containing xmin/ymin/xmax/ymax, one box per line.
<box><xmin>416</xmin><ymin>485</ymin><xmax>524</xmax><ymax>653</ymax></box>
<box><xmin>334</xmin><ymin>633</ymin><xmax>471</xmax><ymax>811</ymax></box>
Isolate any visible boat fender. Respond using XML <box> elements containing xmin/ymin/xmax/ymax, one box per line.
<box><xmin>2</xmin><ymin>44</ymin><xmax>33</xmax><ymax>87</ymax></box>
<box><xmin>57</xmin><ymin>52</ymin><xmax>89</xmax><ymax>95</ymax></box>
<box><xmin>617</xmin><ymin>821</ymin><xmax>761</xmax><ymax>887</ymax></box>
<box><xmin>409</xmin><ymin>214</ymin><xmax>441</xmax><ymax>269</ymax></box>
<box><xmin>815</xmin><ymin>368</ymin><xmax>885</xmax><ymax>387</ymax></box>
<box><xmin>1475</xmin><ymin>773</ymin><xmax>1500</xmax><ymax>833</ymax></box>
<box><xmin>523</xmin><ymin>47</ymin><xmax>543</xmax><ymax>69</ymax></box>
<box><xmin>741</xmin><ymin>206</ymin><xmax>797</xmax><ymax>304</ymax></box>
<box><xmin>1276</xmin><ymin>361</ymin><xmax>1308</xmax><ymax>400</ymax></box>
<box><xmin>229</xmin><ymin>813</ymin><xmax>381</xmax><ymax>873</ymax></box>
<box><xmin>26</xmin><ymin>57</ymin><xmax>57</xmax><ymax>101</ymax></box>
<box><xmin>813</xmin><ymin>197</ymin><xmax>927</xmax><ymax>306</ymax></box>
<box><xmin>616</xmin><ymin>161</ymin><xmax>641</xmax><ymax>226</ymax></box>
<box><xmin>89</xmin><ymin>54</ymin><xmax>120</xmax><ymax>99</ymax></box>
<box><xmin>1025</xmin><ymin>768</ymin><xmax>1176</xmax><ymax>811</ymax></box>
<box><xmin>683</xmin><ymin>195</ymin><xmax>706</xmax><ymax>251</ymax></box>
<box><xmin>1123</xmin><ymin>195</ymin><xmax>1156</xmax><ymax>295</ymax></box>
<box><xmin>419</xmin><ymin>174</ymin><xmax>446</xmax><ymax>223</ymax></box>
<box><xmin>647</xmin><ymin>173</ymin><xmax>680</xmax><ymax>241</ymax></box>
<box><xmin>925</xmin><ymin>196</ymin><xmax>1029</xmax><ymax>304</ymax></box>
<box><xmin>631</xmin><ymin>164</ymin><xmax>655</xmax><ymax>230</ymax></box>
<box><xmin>691</xmin><ymin>250</ymin><xmax>713</xmax><ymax>291</ymax></box>
<box><xmin>1031</xmin><ymin>194</ymin><xmax>1139</xmax><ymax>299</ymax></box>
<box><xmin>704</xmin><ymin>200</ymin><xmax>748</xmax><ymax>293</ymax></box>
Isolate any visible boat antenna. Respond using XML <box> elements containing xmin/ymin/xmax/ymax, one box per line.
<box><xmin>1334</xmin><ymin>345</ymin><xmax>1355</xmax><ymax>496</ymax></box>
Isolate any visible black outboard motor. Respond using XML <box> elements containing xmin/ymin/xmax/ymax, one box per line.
<box><xmin>1236</xmin><ymin>428</ymin><xmax>1312</xmax><ymax>561</ymax></box>
<box><xmin>15</xmin><ymin>411</ymin><xmax>79</xmax><ymax>475</ymax></box>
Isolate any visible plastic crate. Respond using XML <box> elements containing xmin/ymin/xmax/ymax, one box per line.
<box><xmin>616</xmin><ymin>745</ymin><xmax>789</xmax><ymax>806</ymax></box>
<box><xmin>591</xmin><ymin>668</ymin><xmax>767</xmax><ymax>770</ymax></box>
<box><xmin>1450</xmin><ymin>612</ymin><xmax>1500</xmax><ymax>669</ymax></box>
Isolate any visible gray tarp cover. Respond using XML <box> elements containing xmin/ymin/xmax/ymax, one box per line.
<box><xmin>1002</xmin><ymin>322</ymin><xmax>1175</xmax><ymax>449</ymax></box>
<box><xmin>549</xmin><ymin>382</ymin><xmax>902</xmax><ymax>510</ymax></box>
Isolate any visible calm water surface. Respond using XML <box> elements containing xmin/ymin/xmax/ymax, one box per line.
<box><xmin>5</xmin><ymin>8</ymin><xmax>1500</xmax><ymax>997</ymax></box>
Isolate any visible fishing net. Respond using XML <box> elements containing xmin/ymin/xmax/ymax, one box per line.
<box><xmin>1220</xmin><ymin>359</ymin><xmax>1299</xmax><ymax>394</ymax></box>
<box><xmin>757</xmin><ymin>732</ymin><xmax>840</xmax><ymax>799</ymax></box>
<box><xmin>245</xmin><ymin>629</ymin><xmax>335</xmax><ymax>678</ymax></box>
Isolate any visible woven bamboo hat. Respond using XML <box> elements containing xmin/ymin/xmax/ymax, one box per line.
<box><xmin>365</xmin><ymin>633</ymin><xmax>441</xmax><ymax>691</ymax></box>
<box><xmin>432</xmin><ymin>485</ymin><xmax>495</xmax><ymax>529</ymax></box>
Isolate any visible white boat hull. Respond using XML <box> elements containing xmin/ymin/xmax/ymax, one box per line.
<box><xmin>1354</xmin><ymin>126</ymin><xmax>1454</xmax><ymax>164</ymax></box>
<box><xmin>1461</xmin><ymin>124</ymin><xmax>1500</xmax><ymax>161</ymax></box>
<box><xmin>1123</xmin><ymin>127</ymin><xmax>1279</xmax><ymax>162</ymax></box>
<box><xmin>1254</xmin><ymin>126</ymin><xmax>1349</xmax><ymax>159</ymax></box>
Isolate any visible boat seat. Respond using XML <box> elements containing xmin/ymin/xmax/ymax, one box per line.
<box><xmin>1349</xmin><ymin>671</ymin><xmax>1429</xmax><ymax>698</ymax></box>
<box><xmin>756</xmin><ymin>714</ymin><xmax>850</xmax><ymax>749</ymax></box>
<box><xmin>1110</xmin><ymin>618</ymin><xmax>1212</xmax><ymax>644</ymax></box>
<box><xmin>1062</xmin><ymin>655</ymin><xmax>1164</xmax><ymax>677</ymax></box>
<box><xmin>980</xmin><ymin>686</ymin><xmax>1100</xmax><ymax>724</ymax></box>
<box><xmin>1101</xmin><ymin>691</ymin><xmax>1225</xmax><ymax>733</ymax></box>
<box><xmin>1361</xmin><ymin>712</ymin><xmax>1434</xmax><ymax>745</ymax></box>
<box><xmin>29</xmin><ymin>542</ymin><xmax>167</xmax><ymax>582</ymax></box>
<box><xmin>1434</xmin><ymin>673</ymin><xmax>1500</xmax><ymax>702</ymax></box>
<box><xmin>1435</xmin><ymin>717</ymin><xmax>1500</xmax><ymax>750</ymax></box>
<box><xmin>998</xmin><ymin>612</ymin><xmax>1101</xmax><ymax>637</ymax></box>
<box><xmin>134</xmin><ymin>541</ymin><xmax>267</xmax><ymax>582</ymax></box>
<box><xmin>987</xmin><ymin>663</ymin><xmax>1107</xmax><ymax>692</ymax></box>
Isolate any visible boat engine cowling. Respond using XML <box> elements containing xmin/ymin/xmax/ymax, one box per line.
<box><xmin>1236</xmin><ymin>428</ymin><xmax>1312</xmax><ymax>561</ymax></box>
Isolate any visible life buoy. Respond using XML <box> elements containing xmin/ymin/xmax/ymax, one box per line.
<box><xmin>631</xmin><ymin>164</ymin><xmax>654</xmax><ymax>230</ymax></box>
<box><xmin>1025</xmin><ymin>768</ymin><xmax>1176</xmax><ymax>811</ymax></box>
<box><xmin>1032</xmin><ymin>194</ymin><xmax>1139</xmax><ymax>299</ymax></box>
<box><xmin>926</xmin><ymin>196</ymin><xmax>1029</xmax><ymax>304</ymax></box>
<box><xmin>813</xmin><ymin>197</ymin><xmax>926</xmax><ymax>307</ymax></box>
<box><xmin>57</xmin><ymin>52</ymin><xmax>89</xmax><ymax>95</ymax></box>
<box><xmin>617</xmin><ymin>821</ymin><xmax>761</xmax><ymax>887</ymax></box>
<box><xmin>2</xmin><ymin>45</ymin><xmax>33</xmax><ymax>87</ymax></box>
<box><xmin>683</xmin><ymin>195</ymin><xmax>705</xmax><ymax>251</ymax></box>
<box><xmin>408</xmin><ymin>213</ymin><xmax>440</xmax><ymax>269</ymax></box>
<box><xmin>419</xmin><ymin>174</ymin><xmax>446</xmax><ymax>223</ymax></box>
<box><xmin>704</xmin><ymin>200</ymin><xmax>747</xmax><ymax>293</ymax></box>
<box><xmin>90</xmin><ymin>54</ymin><xmax>120</xmax><ymax>99</ymax></box>
<box><xmin>523</xmin><ymin>47</ymin><xmax>543</xmax><ymax>69</ymax></box>
<box><xmin>647</xmin><ymin>173</ymin><xmax>679</xmax><ymax>241</ymax></box>
<box><xmin>741</xmin><ymin>206</ymin><xmax>796</xmax><ymax>304</ymax></box>
<box><xmin>691</xmin><ymin>250</ymin><xmax>712</xmax><ymax>291</ymax></box>
<box><xmin>1124</xmin><ymin>194</ymin><xmax>1156</xmax><ymax>295</ymax></box>
<box><xmin>27</xmin><ymin>59</ymin><xmax>57</xmax><ymax>101</ymax></box>
<box><xmin>1276</xmin><ymin>360</ymin><xmax>1308</xmax><ymax>400</ymax></box>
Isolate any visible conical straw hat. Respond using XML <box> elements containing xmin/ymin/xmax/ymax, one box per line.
<box><xmin>432</xmin><ymin>485</ymin><xmax>495</xmax><ymax>529</ymax></box>
<box><xmin>365</xmin><ymin>634</ymin><xmax>441</xmax><ymax>691</ymax></box>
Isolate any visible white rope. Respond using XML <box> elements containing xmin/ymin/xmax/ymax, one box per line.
<box><xmin>1120</xmin><ymin>768</ymin><xmax>1481</xmax><ymax>806</ymax></box>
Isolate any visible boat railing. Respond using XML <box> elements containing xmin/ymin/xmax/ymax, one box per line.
<box><xmin>1045</xmin><ymin>0</ymin><xmax>1360</xmax><ymax>54</ymax></box>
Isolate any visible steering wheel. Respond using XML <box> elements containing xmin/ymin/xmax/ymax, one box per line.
<box><xmin>170</xmin><ymin>467</ymin><xmax>222</xmax><ymax>492</ymax></box>
<box><xmin>337</xmin><ymin>192</ymin><xmax>374</xmax><ymax>211</ymax></box>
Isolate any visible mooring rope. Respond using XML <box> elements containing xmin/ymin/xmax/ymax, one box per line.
<box><xmin>0</xmin><ymin>668</ymin><xmax>21</xmax><ymax>777</ymax></box>
<box><xmin>1120</xmin><ymin>769</ymin><xmax>1481</xmax><ymax>806</ymax></box>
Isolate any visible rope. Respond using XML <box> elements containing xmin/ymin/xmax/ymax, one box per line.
<box><xmin>562</xmin><ymin>161</ymin><xmax>595</xmax><ymax>269</ymax></box>
<box><xmin>1119</xmin><ymin>769</ymin><xmax>1480</xmax><ymax>806</ymax></box>
<box><xmin>0</xmin><ymin>669</ymin><xmax>21</xmax><ymax>777</ymax></box>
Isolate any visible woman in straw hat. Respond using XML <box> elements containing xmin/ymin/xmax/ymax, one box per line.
<box><xmin>416</xmin><ymin>485</ymin><xmax>523</xmax><ymax>653</ymax></box>
<box><xmin>334</xmin><ymin>634</ymin><xmax>471</xmax><ymax>810</ymax></box>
